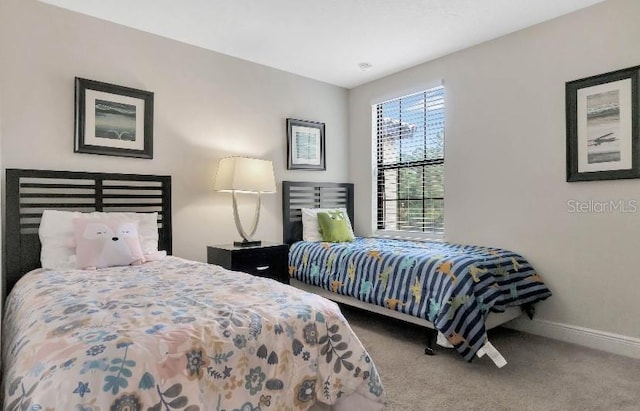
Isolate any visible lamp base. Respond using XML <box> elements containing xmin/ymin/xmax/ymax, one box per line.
<box><xmin>234</xmin><ymin>240</ymin><xmax>262</xmax><ymax>247</ymax></box>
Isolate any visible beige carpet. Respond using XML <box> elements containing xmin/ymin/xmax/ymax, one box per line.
<box><xmin>342</xmin><ymin>306</ymin><xmax>640</xmax><ymax>411</ymax></box>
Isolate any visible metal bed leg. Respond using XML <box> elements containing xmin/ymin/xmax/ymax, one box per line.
<box><xmin>424</xmin><ymin>328</ymin><xmax>437</xmax><ymax>356</ymax></box>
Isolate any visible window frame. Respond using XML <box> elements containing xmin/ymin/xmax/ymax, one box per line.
<box><xmin>373</xmin><ymin>86</ymin><xmax>445</xmax><ymax>240</ymax></box>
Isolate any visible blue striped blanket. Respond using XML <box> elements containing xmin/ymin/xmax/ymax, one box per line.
<box><xmin>289</xmin><ymin>237</ymin><xmax>551</xmax><ymax>361</ymax></box>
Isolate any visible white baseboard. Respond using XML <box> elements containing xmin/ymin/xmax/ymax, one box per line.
<box><xmin>506</xmin><ymin>318</ymin><xmax>640</xmax><ymax>359</ymax></box>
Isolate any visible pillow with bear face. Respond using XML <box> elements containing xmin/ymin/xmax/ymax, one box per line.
<box><xmin>39</xmin><ymin>210</ymin><xmax>158</xmax><ymax>270</ymax></box>
<box><xmin>73</xmin><ymin>216</ymin><xmax>145</xmax><ymax>269</ymax></box>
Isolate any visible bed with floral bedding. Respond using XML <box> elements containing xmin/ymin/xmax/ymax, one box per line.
<box><xmin>2</xmin><ymin>256</ymin><xmax>386</xmax><ymax>411</ymax></box>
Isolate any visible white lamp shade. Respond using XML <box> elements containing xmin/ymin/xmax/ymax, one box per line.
<box><xmin>213</xmin><ymin>157</ymin><xmax>276</xmax><ymax>193</ymax></box>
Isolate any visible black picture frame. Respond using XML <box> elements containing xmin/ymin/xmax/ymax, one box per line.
<box><xmin>286</xmin><ymin>118</ymin><xmax>326</xmax><ymax>170</ymax></box>
<box><xmin>566</xmin><ymin>65</ymin><xmax>639</xmax><ymax>182</ymax></box>
<box><xmin>75</xmin><ymin>77</ymin><xmax>154</xmax><ymax>159</ymax></box>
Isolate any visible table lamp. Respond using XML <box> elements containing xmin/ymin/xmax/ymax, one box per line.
<box><xmin>213</xmin><ymin>156</ymin><xmax>276</xmax><ymax>247</ymax></box>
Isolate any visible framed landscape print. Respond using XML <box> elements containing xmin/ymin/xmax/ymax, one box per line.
<box><xmin>286</xmin><ymin>118</ymin><xmax>326</xmax><ymax>170</ymax></box>
<box><xmin>75</xmin><ymin>77</ymin><xmax>154</xmax><ymax>159</ymax></box>
<box><xmin>566</xmin><ymin>65</ymin><xmax>639</xmax><ymax>181</ymax></box>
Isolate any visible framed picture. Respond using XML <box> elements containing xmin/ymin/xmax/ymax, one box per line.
<box><xmin>75</xmin><ymin>77</ymin><xmax>154</xmax><ymax>159</ymax></box>
<box><xmin>287</xmin><ymin>118</ymin><xmax>325</xmax><ymax>170</ymax></box>
<box><xmin>566</xmin><ymin>65</ymin><xmax>639</xmax><ymax>181</ymax></box>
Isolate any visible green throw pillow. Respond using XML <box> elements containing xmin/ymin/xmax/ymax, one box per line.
<box><xmin>317</xmin><ymin>211</ymin><xmax>355</xmax><ymax>242</ymax></box>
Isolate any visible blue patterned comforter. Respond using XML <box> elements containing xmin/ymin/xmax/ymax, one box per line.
<box><xmin>2</xmin><ymin>257</ymin><xmax>385</xmax><ymax>410</ymax></box>
<box><xmin>289</xmin><ymin>238</ymin><xmax>552</xmax><ymax>361</ymax></box>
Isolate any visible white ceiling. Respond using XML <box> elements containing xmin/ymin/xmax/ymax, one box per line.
<box><xmin>39</xmin><ymin>0</ymin><xmax>604</xmax><ymax>88</ymax></box>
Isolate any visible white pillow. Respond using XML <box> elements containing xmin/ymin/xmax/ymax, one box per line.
<box><xmin>39</xmin><ymin>210</ymin><xmax>159</xmax><ymax>270</ymax></box>
<box><xmin>301</xmin><ymin>207</ymin><xmax>354</xmax><ymax>242</ymax></box>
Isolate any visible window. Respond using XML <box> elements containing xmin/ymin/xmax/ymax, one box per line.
<box><xmin>375</xmin><ymin>86</ymin><xmax>445</xmax><ymax>236</ymax></box>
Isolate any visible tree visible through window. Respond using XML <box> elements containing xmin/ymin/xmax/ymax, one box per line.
<box><xmin>375</xmin><ymin>86</ymin><xmax>445</xmax><ymax>235</ymax></box>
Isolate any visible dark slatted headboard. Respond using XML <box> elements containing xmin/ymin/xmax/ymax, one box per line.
<box><xmin>4</xmin><ymin>169</ymin><xmax>172</xmax><ymax>298</ymax></box>
<box><xmin>282</xmin><ymin>181</ymin><xmax>354</xmax><ymax>245</ymax></box>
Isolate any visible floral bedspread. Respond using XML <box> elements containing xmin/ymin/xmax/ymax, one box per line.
<box><xmin>2</xmin><ymin>257</ymin><xmax>385</xmax><ymax>411</ymax></box>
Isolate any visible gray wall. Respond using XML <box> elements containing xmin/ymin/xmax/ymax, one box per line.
<box><xmin>349</xmin><ymin>0</ymin><xmax>640</xmax><ymax>340</ymax></box>
<box><xmin>0</xmin><ymin>0</ymin><xmax>349</xmax><ymax>262</ymax></box>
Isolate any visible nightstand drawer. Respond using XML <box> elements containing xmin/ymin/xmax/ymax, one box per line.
<box><xmin>207</xmin><ymin>243</ymin><xmax>289</xmax><ymax>284</ymax></box>
<box><xmin>232</xmin><ymin>250</ymin><xmax>280</xmax><ymax>276</ymax></box>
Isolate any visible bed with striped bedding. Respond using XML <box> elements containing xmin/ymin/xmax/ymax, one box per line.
<box><xmin>288</xmin><ymin>237</ymin><xmax>551</xmax><ymax>361</ymax></box>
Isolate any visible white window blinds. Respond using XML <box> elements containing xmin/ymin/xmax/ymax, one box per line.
<box><xmin>375</xmin><ymin>86</ymin><xmax>445</xmax><ymax>236</ymax></box>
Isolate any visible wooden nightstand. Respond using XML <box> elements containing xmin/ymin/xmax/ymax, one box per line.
<box><xmin>207</xmin><ymin>242</ymin><xmax>290</xmax><ymax>284</ymax></box>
